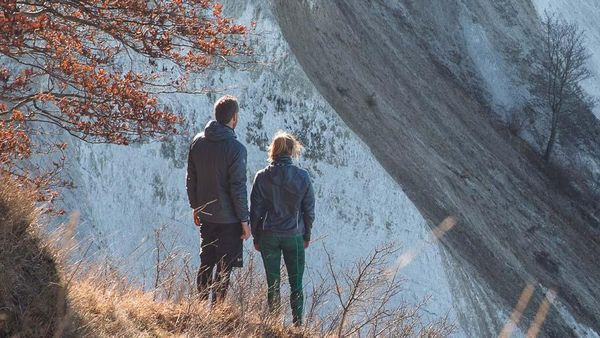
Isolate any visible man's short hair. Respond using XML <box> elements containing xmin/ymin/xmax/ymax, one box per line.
<box><xmin>214</xmin><ymin>95</ymin><xmax>239</xmax><ymax>124</ymax></box>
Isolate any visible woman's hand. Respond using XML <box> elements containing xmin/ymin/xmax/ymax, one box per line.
<box><xmin>304</xmin><ymin>241</ymin><xmax>310</xmax><ymax>249</ymax></box>
<box><xmin>254</xmin><ymin>243</ymin><xmax>260</xmax><ymax>251</ymax></box>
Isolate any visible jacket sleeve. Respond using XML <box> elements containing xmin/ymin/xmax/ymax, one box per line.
<box><xmin>301</xmin><ymin>175</ymin><xmax>316</xmax><ymax>242</ymax></box>
<box><xmin>228</xmin><ymin>144</ymin><xmax>249</xmax><ymax>222</ymax></box>
<box><xmin>186</xmin><ymin>145</ymin><xmax>198</xmax><ymax>209</ymax></box>
<box><xmin>250</xmin><ymin>173</ymin><xmax>265</xmax><ymax>242</ymax></box>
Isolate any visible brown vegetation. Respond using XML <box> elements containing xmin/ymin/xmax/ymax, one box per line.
<box><xmin>0</xmin><ymin>175</ymin><xmax>452</xmax><ymax>337</ymax></box>
<box><xmin>0</xmin><ymin>173</ymin><xmax>68</xmax><ymax>337</ymax></box>
<box><xmin>0</xmin><ymin>1</ymin><xmax>253</xmax><ymax>203</ymax></box>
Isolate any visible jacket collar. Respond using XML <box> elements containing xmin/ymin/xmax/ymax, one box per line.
<box><xmin>203</xmin><ymin>120</ymin><xmax>236</xmax><ymax>141</ymax></box>
<box><xmin>271</xmin><ymin>155</ymin><xmax>293</xmax><ymax>166</ymax></box>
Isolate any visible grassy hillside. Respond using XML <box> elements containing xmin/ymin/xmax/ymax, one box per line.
<box><xmin>0</xmin><ymin>175</ymin><xmax>452</xmax><ymax>337</ymax></box>
<box><xmin>0</xmin><ymin>175</ymin><xmax>306</xmax><ymax>337</ymax></box>
<box><xmin>0</xmin><ymin>176</ymin><xmax>68</xmax><ymax>336</ymax></box>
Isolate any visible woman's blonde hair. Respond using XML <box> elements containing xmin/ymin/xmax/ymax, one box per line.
<box><xmin>268</xmin><ymin>131</ymin><xmax>303</xmax><ymax>162</ymax></box>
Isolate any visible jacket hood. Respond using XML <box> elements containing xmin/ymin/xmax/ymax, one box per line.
<box><xmin>268</xmin><ymin>156</ymin><xmax>294</xmax><ymax>186</ymax></box>
<box><xmin>203</xmin><ymin>120</ymin><xmax>236</xmax><ymax>142</ymax></box>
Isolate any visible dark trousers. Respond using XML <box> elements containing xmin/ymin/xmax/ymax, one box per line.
<box><xmin>259</xmin><ymin>234</ymin><xmax>305</xmax><ymax>325</ymax></box>
<box><xmin>197</xmin><ymin>260</ymin><xmax>232</xmax><ymax>305</ymax></box>
<box><xmin>197</xmin><ymin>222</ymin><xmax>243</xmax><ymax>305</ymax></box>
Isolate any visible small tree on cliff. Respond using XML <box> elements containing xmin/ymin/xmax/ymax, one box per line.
<box><xmin>0</xmin><ymin>1</ymin><xmax>252</xmax><ymax>200</ymax></box>
<box><xmin>539</xmin><ymin>12</ymin><xmax>593</xmax><ymax>162</ymax></box>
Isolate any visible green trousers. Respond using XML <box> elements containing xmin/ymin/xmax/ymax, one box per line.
<box><xmin>259</xmin><ymin>235</ymin><xmax>305</xmax><ymax>325</ymax></box>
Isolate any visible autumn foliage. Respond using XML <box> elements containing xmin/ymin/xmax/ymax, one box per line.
<box><xmin>0</xmin><ymin>0</ymin><xmax>251</xmax><ymax>198</ymax></box>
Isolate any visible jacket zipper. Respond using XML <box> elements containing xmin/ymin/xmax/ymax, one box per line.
<box><xmin>296</xmin><ymin>211</ymin><xmax>299</xmax><ymax>229</ymax></box>
<box><xmin>263</xmin><ymin>211</ymin><xmax>269</xmax><ymax>230</ymax></box>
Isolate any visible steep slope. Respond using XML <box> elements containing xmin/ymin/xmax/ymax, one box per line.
<box><xmin>0</xmin><ymin>177</ymin><xmax>67</xmax><ymax>337</ymax></box>
<box><xmin>270</xmin><ymin>0</ymin><xmax>600</xmax><ymax>337</ymax></box>
<box><xmin>531</xmin><ymin>0</ymin><xmax>600</xmax><ymax>223</ymax></box>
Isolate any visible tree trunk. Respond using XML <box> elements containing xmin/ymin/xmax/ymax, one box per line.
<box><xmin>543</xmin><ymin>122</ymin><xmax>558</xmax><ymax>162</ymax></box>
<box><xmin>544</xmin><ymin>104</ymin><xmax>561</xmax><ymax>162</ymax></box>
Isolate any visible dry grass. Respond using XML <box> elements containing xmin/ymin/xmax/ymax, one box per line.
<box><xmin>68</xmin><ymin>276</ymin><xmax>297</xmax><ymax>337</ymax></box>
<box><xmin>0</xmin><ymin>174</ymin><xmax>454</xmax><ymax>337</ymax></box>
<box><xmin>0</xmin><ymin>174</ymin><xmax>302</xmax><ymax>338</ymax></box>
<box><xmin>0</xmin><ymin>174</ymin><xmax>70</xmax><ymax>337</ymax></box>
<box><xmin>67</xmin><ymin>257</ymin><xmax>304</xmax><ymax>338</ymax></box>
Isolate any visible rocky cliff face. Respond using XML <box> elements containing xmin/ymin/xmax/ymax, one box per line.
<box><xmin>58</xmin><ymin>0</ymin><xmax>600</xmax><ymax>337</ymax></box>
<box><xmin>271</xmin><ymin>0</ymin><xmax>600</xmax><ymax>336</ymax></box>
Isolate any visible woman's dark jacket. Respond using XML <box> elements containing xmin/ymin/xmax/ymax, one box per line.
<box><xmin>250</xmin><ymin>156</ymin><xmax>315</xmax><ymax>243</ymax></box>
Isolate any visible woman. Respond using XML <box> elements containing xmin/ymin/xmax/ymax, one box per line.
<box><xmin>250</xmin><ymin>131</ymin><xmax>315</xmax><ymax>326</ymax></box>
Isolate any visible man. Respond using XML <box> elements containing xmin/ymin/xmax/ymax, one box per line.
<box><xmin>186</xmin><ymin>95</ymin><xmax>251</xmax><ymax>305</ymax></box>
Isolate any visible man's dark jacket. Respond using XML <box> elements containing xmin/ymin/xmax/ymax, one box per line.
<box><xmin>186</xmin><ymin>120</ymin><xmax>249</xmax><ymax>224</ymax></box>
<box><xmin>250</xmin><ymin>156</ymin><xmax>315</xmax><ymax>242</ymax></box>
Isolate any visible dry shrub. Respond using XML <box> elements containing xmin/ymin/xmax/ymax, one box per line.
<box><xmin>67</xmin><ymin>266</ymin><xmax>304</xmax><ymax>338</ymax></box>
<box><xmin>316</xmin><ymin>243</ymin><xmax>455</xmax><ymax>337</ymax></box>
<box><xmin>70</xmin><ymin>276</ymin><xmax>228</xmax><ymax>337</ymax></box>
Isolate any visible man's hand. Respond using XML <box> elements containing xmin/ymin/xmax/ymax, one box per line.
<box><xmin>240</xmin><ymin>221</ymin><xmax>251</xmax><ymax>240</ymax></box>
<box><xmin>193</xmin><ymin>209</ymin><xmax>201</xmax><ymax>226</ymax></box>
<box><xmin>254</xmin><ymin>242</ymin><xmax>260</xmax><ymax>251</ymax></box>
<box><xmin>304</xmin><ymin>241</ymin><xmax>310</xmax><ymax>249</ymax></box>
